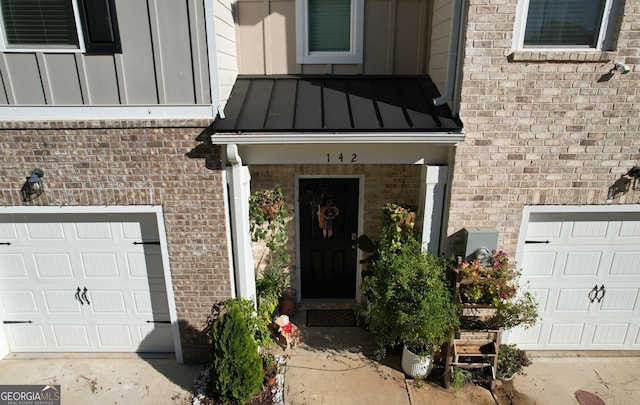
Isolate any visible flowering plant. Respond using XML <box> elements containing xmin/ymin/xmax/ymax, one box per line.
<box><xmin>454</xmin><ymin>250</ymin><xmax>539</xmax><ymax>330</ymax></box>
<box><xmin>454</xmin><ymin>250</ymin><xmax>519</xmax><ymax>306</ymax></box>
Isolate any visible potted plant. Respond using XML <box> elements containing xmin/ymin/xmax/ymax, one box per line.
<box><xmin>496</xmin><ymin>344</ymin><xmax>531</xmax><ymax>380</ymax></box>
<box><xmin>360</xmin><ymin>207</ymin><xmax>459</xmax><ymax>378</ymax></box>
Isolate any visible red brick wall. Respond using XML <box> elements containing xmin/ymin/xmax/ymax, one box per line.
<box><xmin>0</xmin><ymin>120</ymin><xmax>230</xmax><ymax>362</ymax></box>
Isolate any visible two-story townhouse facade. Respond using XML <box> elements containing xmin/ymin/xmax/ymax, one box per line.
<box><xmin>3</xmin><ymin>0</ymin><xmax>636</xmax><ymax>363</ymax></box>
<box><xmin>0</xmin><ymin>0</ymin><xmax>465</xmax><ymax>362</ymax></box>
<box><xmin>0</xmin><ymin>0</ymin><xmax>239</xmax><ymax>362</ymax></box>
<box><xmin>451</xmin><ymin>0</ymin><xmax>640</xmax><ymax>351</ymax></box>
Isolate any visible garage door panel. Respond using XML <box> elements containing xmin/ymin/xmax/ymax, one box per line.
<box><xmin>43</xmin><ymin>291</ymin><xmax>83</xmax><ymax>313</ymax></box>
<box><xmin>610</xmin><ymin>252</ymin><xmax>640</xmax><ymax>275</ymax></box>
<box><xmin>526</xmin><ymin>218</ymin><xmax>562</xmax><ymax>238</ymax></box>
<box><xmin>599</xmin><ymin>289</ymin><xmax>638</xmax><ymax>311</ymax></box>
<box><xmin>74</xmin><ymin>222</ymin><xmax>113</xmax><ymax>240</ymax></box>
<box><xmin>35</xmin><ymin>254</ymin><xmax>74</xmax><ymax>278</ymax></box>
<box><xmin>0</xmin><ymin>220</ymin><xmax>18</xmax><ymax>239</ymax></box>
<box><xmin>571</xmin><ymin>220</ymin><xmax>609</xmax><ymax>238</ymax></box>
<box><xmin>522</xmin><ymin>252</ymin><xmax>556</xmax><ymax>276</ymax></box>
<box><xmin>549</xmin><ymin>323</ymin><xmax>585</xmax><ymax>345</ymax></box>
<box><xmin>26</xmin><ymin>222</ymin><xmax>65</xmax><ymax>240</ymax></box>
<box><xmin>564</xmin><ymin>252</ymin><xmax>601</xmax><ymax>276</ymax></box>
<box><xmin>0</xmin><ymin>292</ymin><xmax>37</xmax><ymax>313</ymax></box>
<box><xmin>7</xmin><ymin>325</ymin><xmax>47</xmax><ymax>348</ymax></box>
<box><xmin>127</xmin><ymin>252</ymin><xmax>163</xmax><ymax>278</ymax></box>
<box><xmin>556</xmin><ymin>289</ymin><xmax>592</xmax><ymax>311</ymax></box>
<box><xmin>81</xmin><ymin>253</ymin><xmax>119</xmax><ymax>278</ymax></box>
<box><xmin>89</xmin><ymin>291</ymin><xmax>126</xmax><ymax>313</ymax></box>
<box><xmin>619</xmin><ymin>219</ymin><xmax>640</xmax><ymax>237</ymax></box>
<box><xmin>138</xmin><ymin>324</ymin><xmax>173</xmax><ymax>351</ymax></box>
<box><xmin>96</xmin><ymin>325</ymin><xmax>133</xmax><ymax>347</ymax></box>
<box><xmin>132</xmin><ymin>291</ymin><xmax>170</xmax><ymax>315</ymax></box>
<box><xmin>592</xmin><ymin>324</ymin><xmax>628</xmax><ymax>345</ymax></box>
<box><xmin>529</xmin><ymin>288</ymin><xmax>549</xmax><ymax>311</ymax></box>
<box><xmin>52</xmin><ymin>325</ymin><xmax>90</xmax><ymax>348</ymax></box>
<box><xmin>0</xmin><ymin>255</ymin><xmax>28</xmax><ymax>277</ymax></box>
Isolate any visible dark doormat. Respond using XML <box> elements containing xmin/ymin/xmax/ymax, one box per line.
<box><xmin>306</xmin><ymin>309</ymin><xmax>356</xmax><ymax>327</ymax></box>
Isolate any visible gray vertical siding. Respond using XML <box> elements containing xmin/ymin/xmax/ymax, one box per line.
<box><xmin>0</xmin><ymin>0</ymin><xmax>212</xmax><ymax>106</ymax></box>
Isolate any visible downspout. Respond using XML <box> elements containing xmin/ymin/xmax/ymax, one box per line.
<box><xmin>433</xmin><ymin>0</ymin><xmax>465</xmax><ymax>113</ymax></box>
<box><xmin>226</xmin><ymin>144</ymin><xmax>256</xmax><ymax>304</ymax></box>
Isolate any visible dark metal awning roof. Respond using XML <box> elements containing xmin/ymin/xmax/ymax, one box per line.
<box><xmin>204</xmin><ymin>75</ymin><xmax>464</xmax><ymax>144</ymax></box>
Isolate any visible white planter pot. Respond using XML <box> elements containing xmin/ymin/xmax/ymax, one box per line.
<box><xmin>401</xmin><ymin>345</ymin><xmax>434</xmax><ymax>379</ymax></box>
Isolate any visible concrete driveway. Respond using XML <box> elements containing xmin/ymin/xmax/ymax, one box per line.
<box><xmin>0</xmin><ymin>353</ymin><xmax>203</xmax><ymax>404</ymax></box>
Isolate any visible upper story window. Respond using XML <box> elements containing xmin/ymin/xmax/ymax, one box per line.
<box><xmin>513</xmin><ymin>0</ymin><xmax>621</xmax><ymax>51</ymax></box>
<box><xmin>0</xmin><ymin>0</ymin><xmax>121</xmax><ymax>53</ymax></box>
<box><xmin>296</xmin><ymin>0</ymin><xmax>364</xmax><ymax>64</ymax></box>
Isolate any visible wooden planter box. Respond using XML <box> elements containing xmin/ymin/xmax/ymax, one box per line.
<box><xmin>460</xmin><ymin>304</ymin><xmax>498</xmax><ymax>320</ymax></box>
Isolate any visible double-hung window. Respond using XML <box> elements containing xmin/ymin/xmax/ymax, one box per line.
<box><xmin>0</xmin><ymin>0</ymin><xmax>121</xmax><ymax>53</ymax></box>
<box><xmin>513</xmin><ymin>0</ymin><xmax>621</xmax><ymax>50</ymax></box>
<box><xmin>296</xmin><ymin>0</ymin><xmax>364</xmax><ymax>64</ymax></box>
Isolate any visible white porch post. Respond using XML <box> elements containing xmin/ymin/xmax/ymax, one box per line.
<box><xmin>225</xmin><ymin>144</ymin><xmax>256</xmax><ymax>304</ymax></box>
<box><xmin>418</xmin><ymin>165</ymin><xmax>449</xmax><ymax>254</ymax></box>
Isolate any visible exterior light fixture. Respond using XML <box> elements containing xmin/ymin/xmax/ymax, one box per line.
<box><xmin>615</xmin><ymin>62</ymin><xmax>631</xmax><ymax>74</ymax></box>
<box><xmin>21</xmin><ymin>168</ymin><xmax>44</xmax><ymax>202</ymax></box>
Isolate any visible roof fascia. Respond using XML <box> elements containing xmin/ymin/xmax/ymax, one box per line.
<box><xmin>210</xmin><ymin>132</ymin><xmax>465</xmax><ymax>145</ymax></box>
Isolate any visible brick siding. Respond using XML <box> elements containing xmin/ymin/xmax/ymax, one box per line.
<box><xmin>447</xmin><ymin>0</ymin><xmax>640</xmax><ymax>255</ymax></box>
<box><xmin>0</xmin><ymin>120</ymin><xmax>229</xmax><ymax>362</ymax></box>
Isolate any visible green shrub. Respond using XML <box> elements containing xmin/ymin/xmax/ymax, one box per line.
<box><xmin>209</xmin><ymin>300</ymin><xmax>263</xmax><ymax>404</ymax></box>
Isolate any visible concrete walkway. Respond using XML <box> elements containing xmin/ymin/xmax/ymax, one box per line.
<box><xmin>282</xmin><ymin>320</ymin><xmax>640</xmax><ymax>405</ymax></box>
<box><xmin>0</xmin><ymin>327</ymin><xmax>639</xmax><ymax>404</ymax></box>
<box><xmin>0</xmin><ymin>353</ymin><xmax>202</xmax><ymax>404</ymax></box>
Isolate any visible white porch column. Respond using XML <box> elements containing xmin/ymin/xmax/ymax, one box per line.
<box><xmin>418</xmin><ymin>165</ymin><xmax>449</xmax><ymax>254</ymax></box>
<box><xmin>225</xmin><ymin>144</ymin><xmax>256</xmax><ymax>304</ymax></box>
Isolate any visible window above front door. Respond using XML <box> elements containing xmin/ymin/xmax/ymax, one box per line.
<box><xmin>295</xmin><ymin>0</ymin><xmax>364</xmax><ymax>64</ymax></box>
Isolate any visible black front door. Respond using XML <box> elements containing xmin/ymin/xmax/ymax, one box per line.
<box><xmin>299</xmin><ymin>178</ymin><xmax>359</xmax><ymax>299</ymax></box>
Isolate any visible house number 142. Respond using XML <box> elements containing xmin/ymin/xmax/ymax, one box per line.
<box><xmin>327</xmin><ymin>153</ymin><xmax>357</xmax><ymax>163</ymax></box>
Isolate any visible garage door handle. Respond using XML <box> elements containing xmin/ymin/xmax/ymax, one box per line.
<box><xmin>81</xmin><ymin>287</ymin><xmax>91</xmax><ymax>305</ymax></box>
<box><xmin>146</xmin><ymin>320</ymin><xmax>171</xmax><ymax>324</ymax></box>
<box><xmin>3</xmin><ymin>320</ymin><xmax>32</xmax><ymax>324</ymax></box>
<box><xmin>595</xmin><ymin>285</ymin><xmax>605</xmax><ymax>303</ymax></box>
<box><xmin>75</xmin><ymin>287</ymin><xmax>84</xmax><ymax>305</ymax></box>
<box><xmin>0</xmin><ymin>242</ymin><xmax>11</xmax><ymax>245</ymax></box>
<box><xmin>525</xmin><ymin>240</ymin><xmax>549</xmax><ymax>244</ymax></box>
<box><xmin>133</xmin><ymin>241</ymin><xmax>160</xmax><ymax>245</ymax></box>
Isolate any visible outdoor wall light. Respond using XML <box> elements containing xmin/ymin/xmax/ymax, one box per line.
<box><xmin>615</xmin><ymin>62</ymin><xmax>631</xmax><ymax>74</ymax></box>
<box><xmin>606</xmin><ymin>166</ymin><xmax>640</xmax><ymax>202</ymax></box>
<box><xmin>21</xmin><ymin>168</ymin><xmax>44</xmax><ymax>202</ymax></box>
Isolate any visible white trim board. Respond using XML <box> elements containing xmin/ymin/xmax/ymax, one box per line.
<box><xmin>0</xmin><ymin>105</ymin><xmax>216</xmax><ymax>121</ymax></box>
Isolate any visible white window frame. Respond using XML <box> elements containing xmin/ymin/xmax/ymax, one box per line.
<box><xmin>295</xmin><ymin>0</ymin><xmax>364</xmax><ymax>64</ymax></box>
<box><xmin>512</xmin><ymin>0</ymin><xmax>618</xmax><ymax>52</ymax></box>
<box><xmin>0</xmin><ymin>0</ymin><xmax>86</xmax><ymax>53</ymax></box>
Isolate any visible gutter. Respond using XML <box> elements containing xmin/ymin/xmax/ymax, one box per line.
<box><xmin>433</xmin><ymin>0</ymin><xmax>465</xmax><ymax>110</ymax></box>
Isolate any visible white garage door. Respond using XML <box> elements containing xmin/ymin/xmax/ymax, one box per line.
<box><xmin>509</xmin><ymin>210</ymin><xmax>640</xmax><ymax>350</ymax></box>
<box><xmin>0</xmin><ymin>213</ymin><xmax>174</xmax><ymax>353</ymax></box>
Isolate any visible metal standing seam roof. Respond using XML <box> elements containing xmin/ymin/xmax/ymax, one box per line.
<box><xmin>208</xmin><ymin>75</ymin><xmax>463</xmax><ymax>137</ymax></box>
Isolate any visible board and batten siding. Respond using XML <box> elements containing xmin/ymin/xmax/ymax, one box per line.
<box><xmin>235</xmin><ymin>0</ymin><xmax>436</xmax><ymax>75</ymax></box>
<box><xmin>0</xmin><ymin>0</ymin><xmax>219</xmax><ymax>106</ymax></box>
